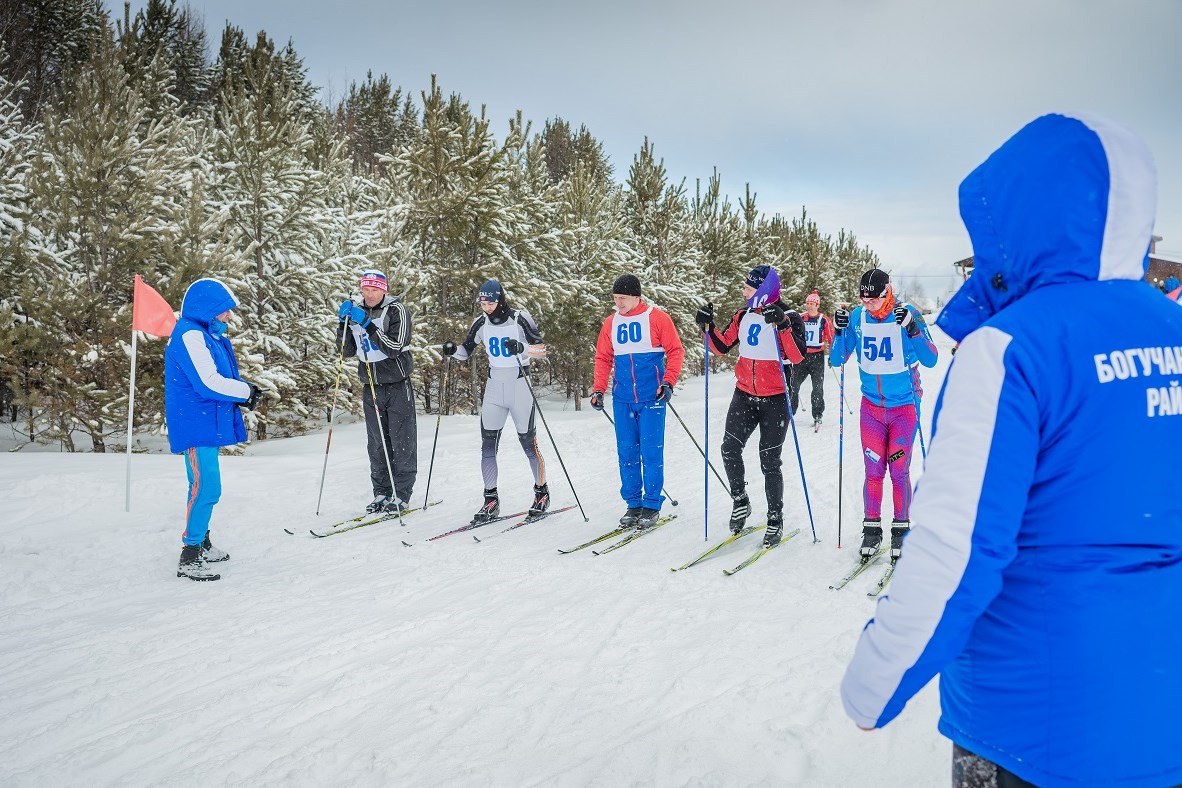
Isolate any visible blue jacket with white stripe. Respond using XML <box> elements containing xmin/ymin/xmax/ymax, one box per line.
<box><xmin>841</xmin><ymin>113</ymin><xmax>1182</xmax><ymax>786</ymax></box>
<box><xmin>164</xmin><ymin>279</ymin><xmax>251</xmax><ymax>453</ymax></box>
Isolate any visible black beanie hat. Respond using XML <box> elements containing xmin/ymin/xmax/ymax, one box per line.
<box><xmin>859</xmin><ymin>268</ymin><xmax>890</xmax><ymax>298</ymax></box>
<box><xmin>612</xmin><ymin>274</ymin><xmax>642</xmax><ymax>297</ymax></box>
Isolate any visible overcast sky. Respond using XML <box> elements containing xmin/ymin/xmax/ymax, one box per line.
<box><xmin>135</xmin><ymin>0</ymin><xmax>1182</xmax><ymax>293</ymax></box>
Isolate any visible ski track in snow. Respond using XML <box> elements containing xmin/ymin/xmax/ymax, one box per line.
<box><xmin>0</xmin><ymin>328</ymin><xmax>957</xmax><ymax>787</ymax></box>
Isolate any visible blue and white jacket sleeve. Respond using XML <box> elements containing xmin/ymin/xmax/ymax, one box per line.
<box><xmin>840</xmin><ymin>326</ymin><xmax>1037</xmax><ymax>728</ymax></box>
<box><xmin>905</xmin><ymin>306</ymin><xmax>939</xmax><ymax>368</ymax></box>
<box><xmin>178</xmin><ymin>330</ymin><xmax>251</xmax><ymax>403</ymax></box>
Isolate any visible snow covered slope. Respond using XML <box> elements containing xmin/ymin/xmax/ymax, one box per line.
<box><xmin>0</xmin><ymin>327</ymin><xmax>957</xmax><ymax>787</ymax></box>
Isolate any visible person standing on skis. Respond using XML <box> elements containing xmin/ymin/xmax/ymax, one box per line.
<box><xmin>830</xmin><ymin>268</ymin><xmax>937</xmax><ymax>564</ymax></box>
<box><xmin>165</xmin><ymin>278</ymin><xmax>263</xmax><ymax>581</ymax></box>
<box><xmin>788</xmin><ymin>290</ymin><xmax>834</xmax><ymax>430</ymax></box>
<box><xmin>695</xmin><ymin>265</ymin><xmax>806</xmax><ymax>549</ymax></box>
<box><xmin>441</xmin><ymin>279</ymin><xmax>550</xmax><ymax>524</ymax></box>
<box><xmin>591</xmin><ymin>274</ymin><xmax>684</xmax><ymax>529</ymax></box>
<box><xmin>337</xmin><ymin>271</ymin><xmax>417</xmax><ymax>515</ymax></box>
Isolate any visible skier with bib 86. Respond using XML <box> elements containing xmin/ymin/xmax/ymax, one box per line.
<box><xmin>591</xmin><ymin>274</ymin><xmax>685</xmax><ymax>529</ymax></box>
<box><xmin>337</xmin><ymin>271</ymin><xmax>418</xmax><ymax>515</ymax></box>
<box><xmin>441</xmin><ymin>279</ymin><xmax>550</xmax><ymax>524</ymax></box>
<box><xmin>829</xmin><ymin>268</ymin><xmax>937</xmax><ymax>563</ymax></box>
<box><xmin>695</xmin><ymin>265</ymin><xmax>807</xmax><ymax>549</ymax></box>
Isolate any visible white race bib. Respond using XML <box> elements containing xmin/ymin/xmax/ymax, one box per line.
<box><xmin>803</xmin><ymin>317</ymin><xmax>823</xmax><ymax>348</ymax></box>
<box><xmin>611</xmin><ymin>308</ymin><xmax>656</xmax><ymax>355</ymax></box>
<box><xmin>350</xmin><ymin>312</ymin><xmax>388</xmax><ymax>362</ymax></box>
<box><xmin>858</xmin><ymin>311</ymin><xmax>906</xmax><ymax>374</ymax></box>
<box><xmin>737</xmin><ymin>311</ymin><xmax>782</xmax><ymax>361</ymax></box>
<box><xmin>483</xmin><ymin>316</ymin><xmax>526</xmax><ymax>368</ymax></box>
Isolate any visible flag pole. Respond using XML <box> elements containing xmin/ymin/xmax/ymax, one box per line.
<box><xmin>125</xmin><ymin>328</ymin><xmax>138</xmax><ymax>512</ymax></box>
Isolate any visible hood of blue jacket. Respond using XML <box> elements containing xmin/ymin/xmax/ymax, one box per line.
<box><xmin>180</xmin><ymin>278</ymin><xmax>239</xmax><ymax>324</ymax></box>
<box><xmin>938</xmin><ymin>112</ymin><xmax>1157</xmax><ymax>342</ymax></box>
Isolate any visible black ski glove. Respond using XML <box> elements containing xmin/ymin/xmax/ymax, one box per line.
<box><xmin>590</xmin><ymin>390</ymin><xmax>605</xmax><ymax>411</ymax></box>
<box><xmin>441</xmin><ymin>341</ymin><xmax>457</xmax><ymax>356</ymax></box>
<box><xmin>763</xmin><ymin>302</ymin><xmax>786</xmax><ymax>327</ymax></box>
<box><xmin>242</xmin><ymin>383</ymin><xmax>263</xmax><ymax>411</ymax></box>
<box><xmin>894</xmin><ymin>304</ymin><xmax>922</xmax><ymax>337</ymax></box>
<box><xmin>834</xmin><ymin>306</ymin><xmax>850</xmax><ymax>335</ymax></box>
<box><xmin>656</xmin><ymin>382</ymin><xmax>674</xmax><ymax>403</ymax></box>
<box><xmin>694</xmin><ymin>303</ymin><xmax>715</xmax><ymax>329</ymax></box>
<box><xmin>503</xmin><ymin>338</ymin><xmax>524</xmax><ymax>356</ymax></box>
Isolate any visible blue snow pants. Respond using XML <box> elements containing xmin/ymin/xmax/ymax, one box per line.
<box><xmin>182</xmin><ymin>446</ymin><xmax>222</xmax><ymax>547</ymax></box>
<box><xmin>612</xmin><ymin>398</ymin><xmax>667</xmax><ymax>510</ymax></box>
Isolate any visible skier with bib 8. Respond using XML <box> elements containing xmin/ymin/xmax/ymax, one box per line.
<box><xmin>829</xmin><ymin>268</ymin><xmax>937</xmax><ymax>564</ymax></box>
<box><xmin>695</xmin><ymin>265</ymin><xmax>806</xmax><ymax>549</ymax></box>
<box><xmin>442</xmin><ymin>279</ymin><xmax>550</xmax><ymax>524</ymax></box>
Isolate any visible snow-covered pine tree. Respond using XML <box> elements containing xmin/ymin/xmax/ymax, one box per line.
<box><xmin>18</xmin><ymin>28</ymin><xmax>191</xmax><ymax>451</ymax></box>
<box><xmin>0</xmin><ymin>0</ymin><xmax>107</xmax><ymax>120</ymax></box>
<box><xmin>623</xmin><ymin>137</ymin><xmax>701</xmax><ymax>369</ymax></box>
<box><xmin>209</xmin><ymin>31</ymin><xmax>336</xmax><ymax>440</ymax></box>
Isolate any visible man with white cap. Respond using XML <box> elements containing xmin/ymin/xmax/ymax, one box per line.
<box><xmin>337</xmin><ymin>271</ymin><xmax>417</xmax><ymax>513</ymax></box>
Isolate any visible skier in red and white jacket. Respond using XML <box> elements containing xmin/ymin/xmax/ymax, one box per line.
<box><xmin>696</xmin><ymin>265</ymin><xmax>806</xmax><ymax>548</ymax></box>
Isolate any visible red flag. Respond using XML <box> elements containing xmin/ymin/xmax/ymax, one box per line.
<box><xmin>132</xmin><ymin>275</ymin><xmax>177</xmax><ymax>337</ymax></box>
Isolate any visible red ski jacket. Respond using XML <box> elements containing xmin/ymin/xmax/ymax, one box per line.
<box><xmin>707</xmin><ymin>304</ymin><xmax>806</xmax><ymax>396</ymax></box>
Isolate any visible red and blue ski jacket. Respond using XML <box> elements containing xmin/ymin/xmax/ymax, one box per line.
<box><xmin>593</xmin><ymin>301</ymin><xmax>684</xmax><ymax>403</ymax></box>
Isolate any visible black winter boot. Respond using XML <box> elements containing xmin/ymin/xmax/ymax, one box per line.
<box><xmin>729</xmin><ymin>493</ymin><xmax>751</xmax><ymax>535</ymax></box>
<box><xmin>860</xmin><ymin>518</ymin><xmax>883</xmax><ymax>562</ymax></box>
<box><xmin>177</xmin><ymin>544</ymin><xmax>220</xmax><ymax>581</ymax></box>
<box><xmin>529</xmin><ymin>483</ymin><xmax>550</xmax><ymax>517</ymax></box>
<box><xmin>763</xmin><ymin>511</ymin><xmax>784</xmax><ymax>548</ymax></box>
<box><xmin>201</xmin><ymin>533</ymin><xmax>229</xmax><ymax>562</ymax></box>
<box><xmin>890</xmin><ymin>520</ymin><xmax>911</xmax><ymax>563</ymax></box>
<box><xmin>472</xmin><ymin>488</ymin><xmax>500</xmax><ymax>523</ymax></box>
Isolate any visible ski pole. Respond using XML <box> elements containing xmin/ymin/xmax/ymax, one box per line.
<box><xmin>912</xmin><ymin>378</ymin><xmax>928</xmax><ymax>462</ymax></box>
<box><xmin>830</xmin><ymin>367</ymin><xmax>854</xmax><ymax>415</ymax></box>
<box><xmin>837</xmin><ymin>358</ymin><xmax>846</xmax><ymax>549</ymax></box>
<box><xmin>703</xmin><ymin>330</ymin><xmax>710</xmax><ymax>541</ymax></box>
<box><xmin>315</xmin><ymin>314</ymin><xmax>351</xmax><ymax>516</ymax></box>
<box><xmin>422</xmin><ymin>356</ymin><xmax>450</xmax><ymax>509</ymax></box>
<box><xmin>515</xmin><ymin>356</ymin><xmax>589</xmax><ymax>522</ymax></box>
<box><xmin>666</xmin><ymin>402</ymin><xmax>730</xmax><ymax>496</ymax></box>
<box><xmin>599</xmin><ymin>408</ymin><xmax>678</xmax><ymax>506</ymax></box>
<box><xmin>360</xmin><ymin>331</ymin><xmax>404</xmax><ymax>526</ymax></box>
<box><xmin>774</xmin><ymin>340</ymin><xmax>818</xmax><ymax>543</ymax></box>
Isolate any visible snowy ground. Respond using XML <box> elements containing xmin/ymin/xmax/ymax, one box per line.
<box><xmin>0</xmin><ymin>327</ymin><xmax>958</xmax><ymax>787</ymax></box>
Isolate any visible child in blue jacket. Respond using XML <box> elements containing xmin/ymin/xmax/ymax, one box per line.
<box><xmin>164</xmin><ymin>278</ymin><xmax>261</xmax><ymax>581</ymax></box>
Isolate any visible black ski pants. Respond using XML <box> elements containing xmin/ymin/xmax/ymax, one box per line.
<box><xmin>788</xmin><ymin>351</ymin><xmax>826</xmax><ymax>420</ymax></box>
<box><xmin>952</xmin><ymin>744</ymin><xmax>1035</xmax><ymax>788</ymax></box>
<box><xmin>720</xmin><ymin>389</ymin><xmax>788</xmax><ymax>514</ymax></box>
<box><xmin>362</xmin><ymin>380</ymin><xmax>418</xmax><ymax>502</ymax></box>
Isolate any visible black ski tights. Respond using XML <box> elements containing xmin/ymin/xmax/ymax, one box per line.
<box><xmin>952</xmin><ymin>745</ymin><xmax>1036</xmax><ymax>788</ymax></box>
<box><xmin>720</xmin><ymin>390</ymin><xmax>788</xmax><ymax>513</ymax></box>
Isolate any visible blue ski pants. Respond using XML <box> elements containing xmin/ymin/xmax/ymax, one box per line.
<box><xmin>612</xmin><ymin>398</ymin><xmax>667</xmax><ymax>510</ymax></box>
<box><xmin>182</xmin><ymin>446</ymin><xmax>222</xmax><ymax>547</ymax></box>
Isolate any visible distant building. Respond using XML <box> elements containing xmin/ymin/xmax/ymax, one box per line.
<box><xmin>953</xmin><ymin>235</ymin><xmax>1182</xmax><ymax>290</ymax></box>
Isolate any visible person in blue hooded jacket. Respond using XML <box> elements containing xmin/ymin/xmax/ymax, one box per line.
<box><xmin>164</xmin><ymin>278</ymin><xmax>262</xmax><ymax>581</ymax></box>
<box><xmin>840</xmin><ymin>113</ymin><xmax>1182</xmax><ymax>787</ymax></box>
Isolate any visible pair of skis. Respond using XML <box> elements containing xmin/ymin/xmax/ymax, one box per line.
<box><xmin>669</xmin><ymin>524</ymin><xmax>801</xmax><ymax>576</ymax></box>
<box><xmin>829</xmin><ymin>549</ymin><xmax>896</xmax><ymax>597</ymax></box>
<box><xmin>284</xmin><ymin>500</ymin><xmax>443</xmax><ymax>538</ymax></box>
<box><xmin>557</xmin><ymin>514</ymin><xmax>678</xmax><ymax>555</ymax></box>
<box><xmin>401</xmin><ymin>504</ymin><xmax>579</xmax><ymax>546</ymax></box>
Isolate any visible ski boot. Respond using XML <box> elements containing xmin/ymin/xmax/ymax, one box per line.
<box><xmin>366</xmin><ymin>494</ymin><xmax>391</xmax><ymax>514</ymax></box>
<box><xmin>201</xmin><ymin>532</ymin><xmax>229</xmax><ymax>563</ymax></box>
<box><xmin>634</xmin><ymin>507</ymin><xmax>661</xmax><ymax>529</ymax></box>
<box><xmin>177</xmin><ymin>544</ymin><xmax>220</xmax><ymax>581</ymax></box>
<box><xmin>528</xmin><ymin>483</ymin><xmax>551</xmax><ymax>517</ymax></box>
<box><xmin>813</xmin><ymin>417</ymin><xmax>822</xmax><ymax>433</ymax></box>
<box><xmin>729</xmin><ymin>492</ymin><xmax>751</xmax><ymax>535</ymax></box>
<box><xmin>619</xmin><ymin>507</ymin><xmax>643</xmax><ymax>527</ymax></box>
<box><xmin>890</xmin><ymin>520</ymin><xmax>910</xmax><ymax>564</ymax></box>
<box><xmin>860</xmin><ymin>518</ymin><xmax>883</xmax><ymax>562</ymax></box>
<box><xmin>763</xmin><ymin>511</ymin><xmax>784</xmax><ymax>548</ymax></box>
<box><xmin>385</xmin><ymin>498</ymin><xmax>409</xmax><ymax>515</ymax></box>
<box><xmin>472</xmin><ymin>488</ymin><xmax>500</xmax><ymax>523</ymax></box>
